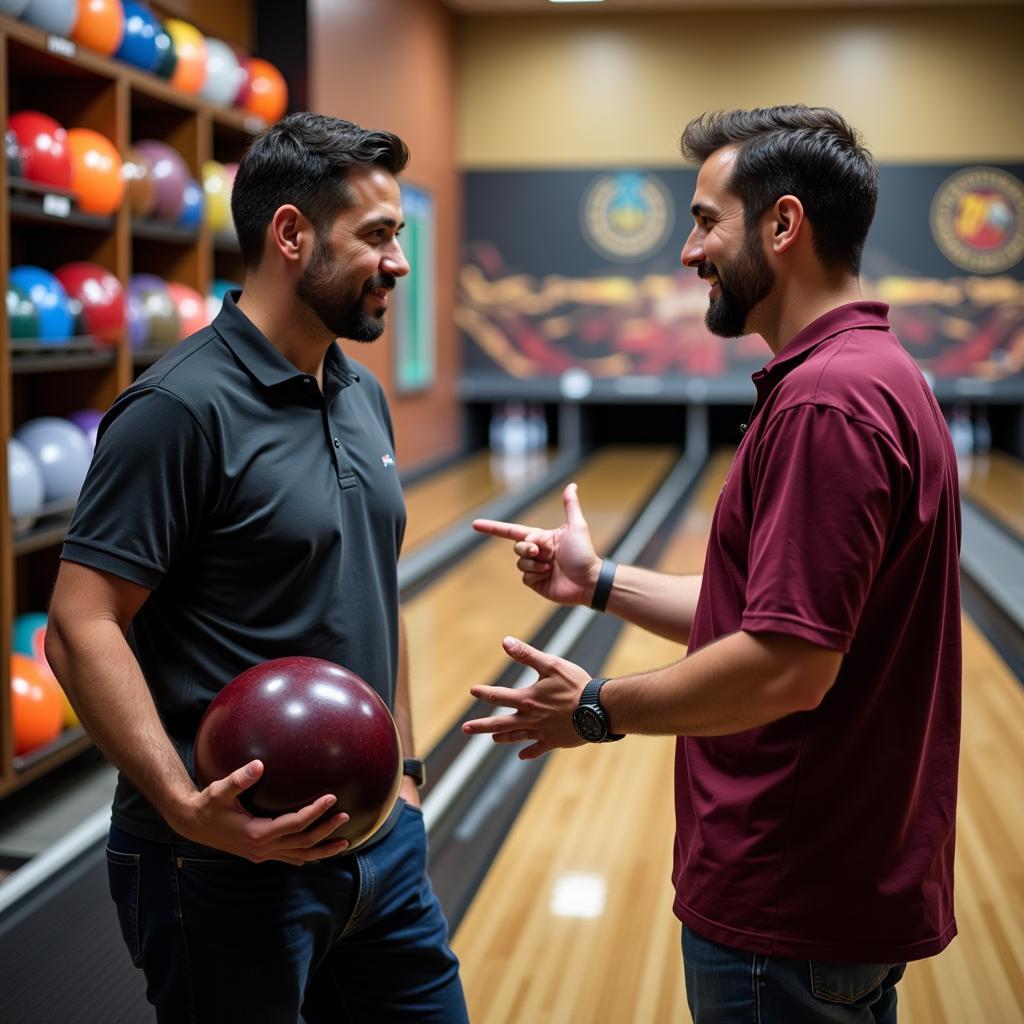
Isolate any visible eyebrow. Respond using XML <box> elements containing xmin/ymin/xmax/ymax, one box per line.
<box><xmin>690</xmin><ymin>202</ymin><xmax>719</xmax><ymax>220</ymax></box>
<box><xmin>360</xmin><ymin>216</ymin><xmax>405</xmax><ymax>232</ymax></box>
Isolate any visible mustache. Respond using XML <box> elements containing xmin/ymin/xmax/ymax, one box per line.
<box><xmin>697</xmin><ymin>262</ymin><xmax>719</xmax><ymax>281</ymax></box>
<box><xmin>363</xmin><ymin>274</ymin><xmax>397</xmax><ymax>294</ymax></box>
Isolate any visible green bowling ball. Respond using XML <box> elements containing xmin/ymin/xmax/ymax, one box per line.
<box><xmin>6</xmin><ymin>284</ymin><xmax>39</xmax><ymax>340</ymax></box>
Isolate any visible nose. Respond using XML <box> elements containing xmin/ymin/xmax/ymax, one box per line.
<box><xmin>383</xmin><ymin>240</ymin><xmax>410</xmax><ymax>278</ymax></box>
<box><xmin>681</xmin><ymin>226</ymin><xmax>704</xmax><ymax>269</ymax></box>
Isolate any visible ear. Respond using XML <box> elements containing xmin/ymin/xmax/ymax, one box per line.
<box><xmin>268</xmin><ymin>204</ymin><xmax>312</xmax><ymax>265</ymax></box>
<box><xmin>767</xmin><ymin>194</ymin><xmax>804</xmax><ymax>255</ymax></box>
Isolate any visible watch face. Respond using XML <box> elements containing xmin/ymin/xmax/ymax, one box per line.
<box><xmin>572</xmin><ymin>706</ymin><xmax>606</xmax><ymax>742</ymax></box>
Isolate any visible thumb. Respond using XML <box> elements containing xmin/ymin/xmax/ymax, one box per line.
<box><xmin>502</xmin><ymin>635</ymin><xmax>549</xmax><ymax>673</ymax></box>
<box><xmin>562</xmin><ymin>482</ymin><xmax>587</xmax><ymax>530</ymax></box>
<box><xmin>216</xmin><ymin>759</ymin><xmax>263</xmax><ymax>800</ymax></box>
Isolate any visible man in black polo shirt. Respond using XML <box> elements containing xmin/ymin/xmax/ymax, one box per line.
<box><xmin>46</xmin><ymin>113</ymin><xmax>468</xmax><ymax>1023</ymax></box>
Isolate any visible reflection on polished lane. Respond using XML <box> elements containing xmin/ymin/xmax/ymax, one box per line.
<box><xmin>960</xmin><ymin>451</ymin><xmax>1024</xmax><ymax>538</ymax></box>
<box><xmin>453</xmin><ymin>449</ymin><xmax>1024</xmax><ymax>1024</ymax></box>
<box><xmin>405</xmin><ymin>446</ymin><xmax>677</xmax><ymax>754</ymax></box>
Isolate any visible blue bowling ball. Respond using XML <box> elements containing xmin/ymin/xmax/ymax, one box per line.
<box><xmin>8</xmin><ymin>266</ymin><xmax>74</xmax><ymax>342</ymax></box>
<box><xmin>115</xmin><ymin>1</ymin><xmax>161</xmax><ymax>72</ymax></box>
<box><xmin>13</xmin><ymin>612</ymin><xmax>49</xmax><ymax>662</ymax></box>
<box><xmin>178</xmin><ymin>178</ymin><xmax>204</xmax><ymax>231</ymax></box>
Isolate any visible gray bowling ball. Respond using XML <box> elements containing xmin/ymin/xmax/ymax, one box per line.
<box><xmin>8</xmin><ymin>437</ymin><xmax>45</xmax><ymax>530</ymax></box>
<box><xmin>14</xmin><ymin>417</ymin><xmax>91</xmax><ymax>504</ymax></box>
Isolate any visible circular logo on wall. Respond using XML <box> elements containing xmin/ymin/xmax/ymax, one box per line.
<box><xmin>930</xmin><ymin>167</ymin><xmax>1024</xmax><ymax>274</ymax></box>
<box><xmin>581</xmin><ymin>172</ymin><xmax>675</xmax><ymax>262</ymax></box>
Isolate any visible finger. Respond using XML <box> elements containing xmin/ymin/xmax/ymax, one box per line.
<box><xmin>523</xmin><ymin>571</ymin><xmax>552</xmax><ymax>589</ymax></box>
<box><xmin>516</xmin><ymin>556</ymin><xmax>552</xmax><ymax>575</ymax></box>
<box><xmin>520</xmin><ymin>741</ymin><xmax>551</xmax><ymax>760</ymax></box>
<box><xmin>493</xmin><ymin>730</ymin><xmax>533</xmax><ymax>744</ymax></box>
<box><xmin>295</xmin><ymin>812</ymin><xmax>351</xmax><ymax>849</ymax></box>
<box><xmin>501</xmin><ymin>635</ymin><xmax>555</xmax><ymax>675</ymax></box>
<box><xmin>562</xmin><ymin>483</ymin><xmax>588</xmax><ymax>530</ymax></box>
<box><xmin>264</xmin><ymin>794</ymin><xmax>342</xmax><ymax>835</ymax></box>
<box><xmin>209</xmin><ymin>759</ymin><xmax>264</xmax><ymax>803</ymax></box>
<box><xmin>469</xmin><ymin>683</ymin><xmax>526</xmax><ymax>710</ymax></box>
<box><xmin>472</xmin><ymin>519</ymin><xmax>534</xmax><ymax>542</ymax></box>
<box><xmin>462</xmin><ymin>713</ymin><xmax>520</xmax><ymax>734</ymax></box>
<box><xmin>513</xmin><ymin>540</ymin><xmax>547</xmax><ymax>560</ymax></box>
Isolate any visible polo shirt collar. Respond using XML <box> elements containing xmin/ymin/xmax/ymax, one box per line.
<box><xmin>213</xmin><ymin>290</ymin><xmax>360</xmax><ymax>393</ymax></box>
<box><xmin>758</xmin><ymin>301</ymin><xmax>891</xmax><ymax>383</ymax></box>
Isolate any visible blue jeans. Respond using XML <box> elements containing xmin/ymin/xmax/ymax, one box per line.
<box><xmin>107</xmin><ymin>802</ymin><xmax>468</xmax><ymax>1023</ymax></box>
<box><xmin>683</xmin><ymin>926</ymin><xmax>907</xmax><ymax>1024</ymax></box>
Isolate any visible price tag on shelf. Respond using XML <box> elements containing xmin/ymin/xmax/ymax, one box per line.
<box><xmin>42</xmin><ymin>194</ymin><xmax>72</xmax><ymax>218</ymax></box>
<box><xmin>46</xmin><ymin>36</ymin><xmax>77</xmax><ymax>59</ymax></box>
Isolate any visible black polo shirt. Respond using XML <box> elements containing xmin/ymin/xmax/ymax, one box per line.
<box><xmin>62</xmin><ymin>293</ymin><xmax>407</xmax><ymax>841</ymax></box>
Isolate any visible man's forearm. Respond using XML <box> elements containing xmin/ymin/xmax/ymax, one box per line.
<box><xmin>603</xmin><ymin>567</ymin><xmax>703</xmax><ymax>645</ymax></box>
<box><xmin>45</xmin><ymin>618</ymin><xmax>196</xmax><ymax>824</ymax></box>
<box><xmin>601</xmin><ymin>630</ymin><xmax>839</xmax><ymax>737</ymax></box>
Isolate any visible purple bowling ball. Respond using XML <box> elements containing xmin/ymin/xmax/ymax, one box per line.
<box><xmin>133</xmin><ymin>140</ymin><xmax>190</xmax><ymax>222</ymax></box>
<box><xmin>14</xmin><ymin>417</ymin><xmax>92</xmax><ymax>504</ymax></box>
<box><xmin>68</xmin><ymin>409</ymin><xmax>104</xmax><ymax>451</ymax></box>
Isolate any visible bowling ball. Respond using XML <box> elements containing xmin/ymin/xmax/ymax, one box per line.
<box><xmin>11</xmin><ymin>653</ymin><xmax>64</xmax><ymax>756</ymax></box>
<box><xmin>201</xmin><ymin>37</ymin><xmax>243</xmax><ymax>107</ymax></box>
<box><xmin>121</xmin><ymin>146</ymin><xmax>155</xmax><ymax>217</ymax></box>
<box><xmin>245</xmin><ymin>58</ymin><xmax>288</xmax><ymax>123</ymax></box>
<box><xmin>21</xmin><ymin>0</ymin><xmax>77</xmax><ymax>37</ymax></box>
<box><xmin>115</xmin><ymin>1</ymin><xmax>161</xmax><ymax>71</ymax></box>
<box><xmin>7</xmin><ymin>438</ymin><xmax>45</xmax><ymax>530</ymax></box>
<box><xmin>9</xmin><ymin>265</ymin><xmax>74</xmax><ymax>341</ymax></box>
<box><xmin>7</xmin><ymin>111</ymin><xmax>72</xmax><ymax>189</ymax></box>
<box><xmin>12</xmin><ymin>613</ymin><xmax>78</xmax><ymax>729</ymax></box>
<box><xmin>71</xmin><ymin>0</ymin><xmax>124</xmax><ymax>55</ymax></box>
<box><xmin>134</xmin><ymin>140</ymin><xmax>189</xmax><ymax>222</ymax></box>
<box><xmin>177</xmin><ymin>178</ymin><xmax>204</xmax><ymax>231</ymax></box>
<box><xmin>128</xmin><ymin>274</ymin><xmax>178</xmax><ymax>347</ymax></box>
<box><xmin>6</xmin><ymin>283</ymin><xmax>38</xmax><ymax>339</ymax></box>
<box><xmin>165</xmin><ymin>281</ymin><xmax>208</xmax><ymax>338</ymax></box>
<box><xmin>194</xmin><ymin>657</ymin><xmax>403</xmax><ymax>850</ymax></box>
<box><xmin>66</xmin><ymin>128</ymin><xmax>124</xmax><ymax>215</ymax></box>
<box><xmin>67</xmin><ymin>408</ymin><xmax>104</xmax><ymax>450</ymax></box>
<box><xmin>55</xmin><ymin>261</ymin><xmax>125</xmax><ymax>345</ymax></box>
<box><xmin>164</xmin><ymin>18</ymin><xmax>206</xmax><ymax>94</ymax></box>
<box><xmin>15</xmin><ymin>416</ymin><xmax>92</xmax><ymax>502</ymax></box>
<box><xmin>153</xmin><ymin>22</ymin><xmax>177</xmax><ymax>79</ymax></box>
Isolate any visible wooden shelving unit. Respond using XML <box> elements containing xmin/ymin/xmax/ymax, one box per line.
<box><xmin>0</xmin><ymin>12</ymin><xmax>263</xmax><ymax>798</ymax></box>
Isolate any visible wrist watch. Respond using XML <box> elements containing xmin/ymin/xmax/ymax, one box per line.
<box><xmin>572</xmin><ymin>678</ymin><xmax>624</xmax><ymax>743</ymax></box>
<box><xmin>402</xmin><ymin>758</ymin><xmax>426</xmax><ymax>789</ymax></box>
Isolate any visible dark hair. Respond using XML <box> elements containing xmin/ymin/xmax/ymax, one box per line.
<box><xmin>231</xmin><ymin>112</ymin><xmax>410</xmax><ymax>268</ymax></box>
<box><xmin>680</xmin><ymin>105</ymin><xmax>878</xmax><ymax>274</ymax></box>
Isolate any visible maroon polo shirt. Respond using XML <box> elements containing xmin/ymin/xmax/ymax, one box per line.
<box><xmin>675</xmin><ymin>301</ymin><xmax>961</xmax><ymax>963</ymax></box>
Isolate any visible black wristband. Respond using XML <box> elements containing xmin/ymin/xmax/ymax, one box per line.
<box><xmin>590</xmin><ymin>559</ymin><xmax>617</xmax><ymax>612</ymax></box>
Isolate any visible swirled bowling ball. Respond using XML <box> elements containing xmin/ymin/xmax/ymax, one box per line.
<box><xmin>194</xmin><ymin>657</ymin><xmax>403</xmax><ymax>850</ymax></box>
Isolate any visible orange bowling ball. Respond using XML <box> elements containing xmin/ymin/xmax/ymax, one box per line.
<box><xmin>72</xmin><ymin>0</ymin><xmax>125</xmax><ymax>56</ymax></box>
<box><xmin>165</xmin><ymin>281</ymin><xmax>209</xmax><ymax>338</ymax></box>
<box><xmin>11</xmin><ymin>653</ymin><xmax>64</xmax><ymax>756</ymax></box>
<box><xmin>245</xmin><ymin>58</ymin><xmax>287</xmax><ymax>123</ymax></box>
<box><xmin>67</xmin><ymin>128</ymin><xmax>124</xmax><ymax>215</ymax></box>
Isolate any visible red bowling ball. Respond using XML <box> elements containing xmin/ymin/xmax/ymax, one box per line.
<box><xmin>194</xmin><ymin>657</ymin><xmax>403</xmax><ymax>850</ymax></box>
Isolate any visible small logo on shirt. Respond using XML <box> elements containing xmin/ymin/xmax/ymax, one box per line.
<box><xmin>381</xmin><ymin>454</ymin><xmax>395</xmax><ymax>467</ymax></box>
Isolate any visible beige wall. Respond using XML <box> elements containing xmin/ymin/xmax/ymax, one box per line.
<box><xmin>310</xmin><ymin>0</ymin><xmax>462</xmax><ymax>471</ymax></box>
<box><xmin>458</xmin><ymin>7</ymin><xmax>1024</xmax><ymax>167</ymax></box>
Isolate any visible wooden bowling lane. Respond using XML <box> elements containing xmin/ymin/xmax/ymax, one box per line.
<box><xmin>406</xmin><ymin>446</ymin><xmax>678</xmax><ymax>755</ymax></box>
<box><xmin>402</xmin><ymin>450</ymin><xmax>552</xmax><ymax>556</ymax></box>
<box><xmin>453</xmin><ymin>448</ymin><xmax>1024</xmax><ymax>1024</ymax></box>
<box><xmin>452</xmin><ymin>450</ymin><xmax>732</xmax><ymax>1024</ymax></box>
<box><xmin>960</xmin><ymin>451</ymin><xmax>1024</xmax><ymax>539</ymax></box>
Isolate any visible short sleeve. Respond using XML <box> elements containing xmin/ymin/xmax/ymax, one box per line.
<box><xmin>61</xmin><ymin>387</ymin><xmax>216</xmax><ymax>589</ymax></box>
<box><xmin>742</xmin><ymin>404</ymin><xmax>907</xmax><ymax>652</ymax></box>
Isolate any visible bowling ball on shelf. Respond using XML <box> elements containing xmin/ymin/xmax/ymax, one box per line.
<box><xmin>164</xmin><ymin>18</ymin><xmax>207</xmax><ymax>95</ymax></box>
<box><xmin>231</xmin><ymin>46</ymin><xmax>252</xmax><ymax>107</ymax></box>
<box><xmin>201</xmin><ymin>159</ymin><xmax>232</xmax><ymax>233</ymax></box>
<box><xmin>11</xmin><ymin>653</ymin><xmax>64</xmax><ymax>756</ymax></box>
<box><xmin>67</xmin><ymin>408</ymin><xmax>104</xmax><ymax>451</ymax></box>
<box><xmin>71</xmin><ymin>0</ymin><xmax>124</xmax><ymax>55</ymax></box>
<box><xmin>54</xmin><ymin>262</ymin><xmax>125</xmax><ymax>345</ymax></box>
<box><xmin>7</xmin><ymin>438</ymin><xmax>45</xmax><ymax>530</ymax></box>
<box><xmin>0</xmin><ymin>2</ymin><xmax>31</xmax><ymax>18</ymax></box>
<box><xmin>153</xmin><ymin>21</ymin><xmax>177</xmax><ymax>79</ymax></box>
<box><xmin>14</xmin><ymin>416</ymin><xmax>92</xmax><ymax>503</ymax></box>
<box><xmin>128</xmin><ymin>274</ymin><xmax>178</xmax><ymax>347</ymax></box>
<box><xmin>7</xmin><ymin>111</ymin><xmax>72</xmax><ymax>189</ymax></box>
<box><xmin>194</xmin><ymin>657</ymin><xmax>403</xmax><ymax>850</ymax></box>
<box><xmin>177</xmin><ymin>178</ymin><xmax>204</xmax><ymax>231</ymax></box>
<box><xmin>134</xmin><ymin>140</ymin><xmax>190</xmax><ymax>222</ymax></box>
<box><xmin>21</xmin><ymin>0</ymin><xmax>77</xmax><ymax>37</ymax></box>
<box><xmin>244</xmin><ymin>58</ymin><xmax>288</xmax><ymax>123</ymax></box>
<box><xmin>13</xmin><ymin>614</ymin><xmax>79</xmax><ymax>728</ymax></box>
<box><xmin>201</xmin><ymin>37</ymin><xmax>243</xmax><ymax>107</ymax></box>
<box><xmin>115</xmin><ymin>1</ymin><xmax>161</xmax><ymax>71</ymax></box>
<box><xmin>9</xmin><ymin>265</ymin><xmax>74</xmax><ymax>342</ymax></box>
<box><xmin>5</xmin><ymin>128</ymin><xmax>23</xmax><ymax>178</ymax></box>
<box><xmin>6</xmin><ymin>283</ymin><xmax>39</xmax><ymax>339</ymax></box>
<box><xmin>66</xmin><ymin>128</ymin><xmax>124</xmax><ymax>215</ymax></box>
<box><xmin>165</xmin><ymin>281</ymin><xmax>208</xmax><ymax>339</ymax></box>
<box><xmin>206</xmin><ymin>277</ymin><xmax>240</xmax><ymax>321</ymax></box>
<box><xmin>121</xmin><ymin>146</ymin><xmax>155</xmax><ymax>218</ymax></box>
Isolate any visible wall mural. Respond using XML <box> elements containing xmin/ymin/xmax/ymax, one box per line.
<box><xmin>458</xmin><ymin>166</ymin><xmax>1024</xmax><ymax>401</ymax></box>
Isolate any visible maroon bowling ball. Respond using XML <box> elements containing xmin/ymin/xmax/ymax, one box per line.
<box><xmin>194</xmin><ymin>656</ymin><xmax>403</xmax><ymax>850</ymax></box>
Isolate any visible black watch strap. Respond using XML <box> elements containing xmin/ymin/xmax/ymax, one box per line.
<box><xmin>403</xmin><ymin>758</ymin><xmax>426</xmax><ymax>788</ymax></box>
<box><xmin>579</xmin><ymin>678</ymin><xmax>624</xmax><ymax>741</ymax></box>
<box><xmin>590</xmin><ymin>559</ymin><xmax>617</xmax><ymax>612</ymax></box>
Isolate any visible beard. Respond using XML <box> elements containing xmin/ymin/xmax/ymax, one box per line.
<box><xmin>296</xmin><ymin>233</ymin><xmax>395</xmax><ymax>342</ymax></box>
<box><xmin>702</xmin><ymin>229</ymin><xmax>775</xmax><ymax>338</ymax></box>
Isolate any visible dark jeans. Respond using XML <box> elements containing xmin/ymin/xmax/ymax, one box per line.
<box><xmin>107</xmin><ymin>802</ymin><xmax>468</xmax><ymax>1023</ymax></box>
<box><xmin>683</xmin><ymin>925</ymin><xmax>907</xmax><ymax>1024</ymax></box>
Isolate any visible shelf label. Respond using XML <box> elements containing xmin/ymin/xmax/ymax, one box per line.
<box><xmin>42</xmin><ymin>194</ymin><xmax>72</xmax><ymax>218</ymax></box>
<box><xmin>46</xmin><ymin>35</ymin><xmax>77</xmax><ymax>59</ymax></box>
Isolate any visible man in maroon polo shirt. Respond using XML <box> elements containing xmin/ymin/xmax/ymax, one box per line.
<box><xmin>466</xmin><ymin>105</ymin><xmax>961</xmax><ymax>1022</ymax></box>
